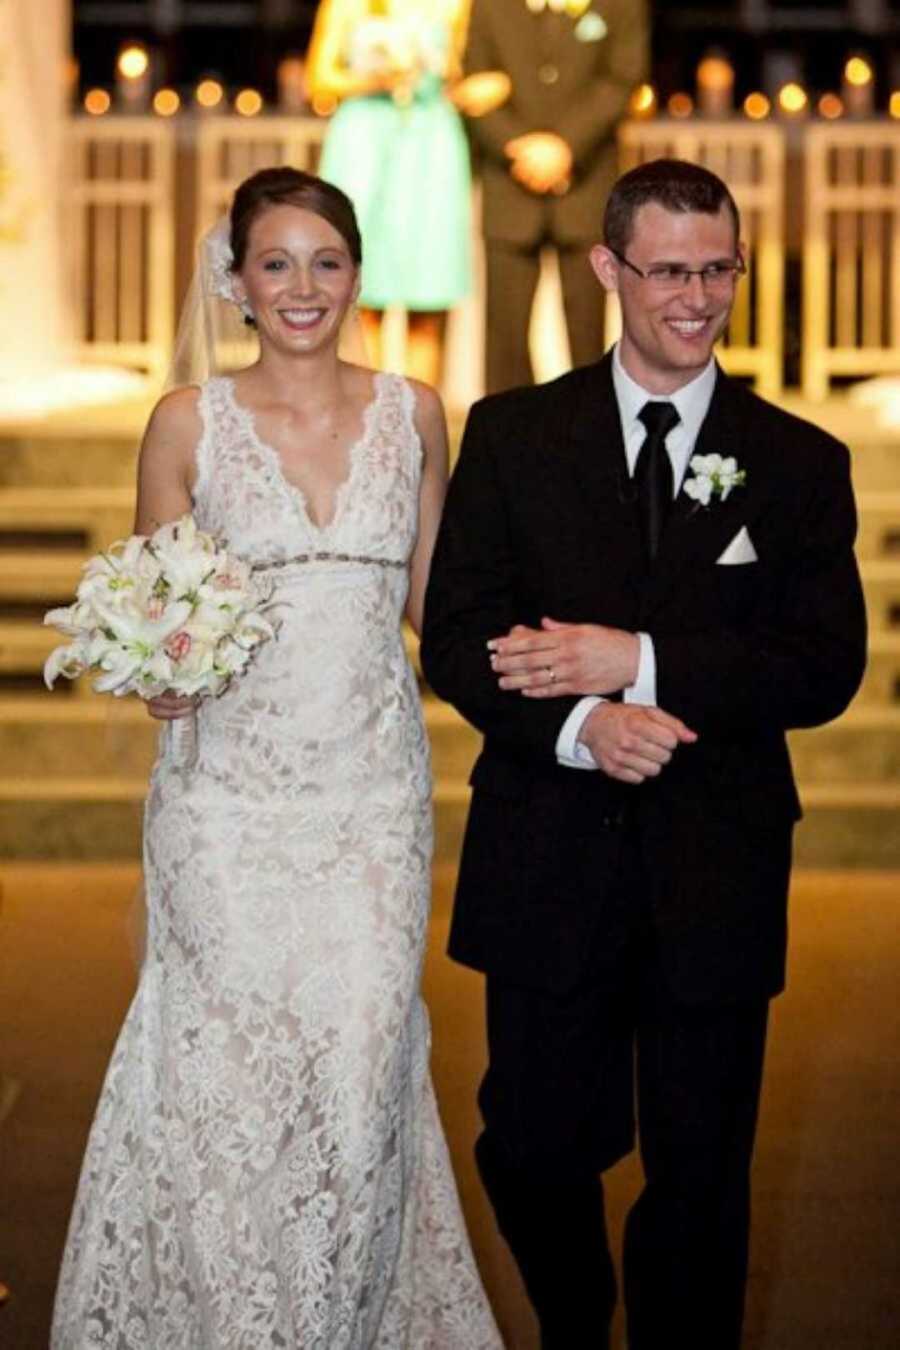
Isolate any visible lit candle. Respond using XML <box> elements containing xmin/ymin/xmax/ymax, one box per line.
<box><xmin>629</xmin><ymin>84</ymin><xmax>657</xmax><ymax>119</ymax></box>
<box><xmin>776</xmin><ymin>82</ymin><xmax>808</xmax><ymax>119</ymax></box>
<box><xmin>116</xmin><ymin>43</ymin><xmax>151</xmax><ymax>113</ymax></box>
<box><xmin>84</xmin><ymin>88</ymin><xmax>111</xmax><ymax>117</ymax></box>
<box><xmin>195</xmin><ymin>79</ymin><xmax>225</xmax><ymax>115</ymax></box>
<box><xmin>817</xmin><ymin>92</ymin><xmax>844</xmax><ymax>121</ymax></box>
<box><xmin>235</xmin><ymin>89</ymin><xmax>264</xmax><ymax>118</ymax></box>
<box><xmin>667</xmin><ymin>92</ymin><xmax>694</xmax><ymax>120</ymax></box>
<box><xmin>153</xmin><ymin>88</ymin><xmax>181</xmax><ymax>118</ymax></box>
<box><xmin>277</xmin><ymin>55</ymin><xmax>308</xmax><ymax>113</ymax></box>
<box><xmin>842</xmin><ymin>56</ymin><xmax>874</xmax><ymax>118</ymax></box>
<box><xmin>743</xmin><ymin>92</ymin><xmax>771</xmax><ymax>121</ymax></box>
<box><xmin>696</xmin><ymin>55</ymin><xmax>734</xmax><ymax>118</ymax></box>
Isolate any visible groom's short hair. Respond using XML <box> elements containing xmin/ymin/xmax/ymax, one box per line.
<box><xmin>604</xmin><ymin>159</ymin><xmax>741</xmax><ymax>254</ymax></box>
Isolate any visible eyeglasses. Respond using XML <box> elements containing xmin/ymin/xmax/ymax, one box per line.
<box><xmin>609</xmin><ymin>248</ymin><xmax>746</xmax><ymax>293</ymax></box>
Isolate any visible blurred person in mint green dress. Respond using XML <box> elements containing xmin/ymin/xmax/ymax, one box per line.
<box><xmin>308</xmin><ymin>0</ymin><xmax>472</xmax><ymax>385</ymax></box>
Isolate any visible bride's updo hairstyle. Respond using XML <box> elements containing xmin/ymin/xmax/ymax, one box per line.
<box><xmin>229</xmin><ymin>166</ymin><xmax>363</xmax><ymax>272</ymax></box>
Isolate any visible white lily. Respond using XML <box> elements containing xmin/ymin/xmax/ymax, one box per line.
<box><xmin>43</xmin><ymin>639</ymin><xmax>90</xmax><ymax>689</ymax></box>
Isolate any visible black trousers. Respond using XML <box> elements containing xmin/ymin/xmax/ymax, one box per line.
<box><xmin>476</xmin><ymin>853</ymin><xmax>769</xmax><ymax>1350</ymax></box>
<box><xmin>484</xmin><ymin>237</ymin><xmax>607</xmax><ymax>394</ymax></box>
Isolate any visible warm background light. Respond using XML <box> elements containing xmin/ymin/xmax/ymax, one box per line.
<box><xmin>117</xmin><ymin>45</ymin><xmax>149</xmax><ymax>81</ymax></box>
<box><xmin>743</xmin><ymin>91</ymin><xmax>771</xmax><ymax>120</ymax></box>
<box><xmin>778</xmin><ymin>82</ymin><xmax>808</xmax><ymax>114</ymax></box>
<box><xmin>629</xmin><ymin>83</ymin><xmax>657</xmax><ymax>118</ymax></box>
<box><xmin>312</xmin><ymin>92</ymin><xmax>338</xmax><ymax>117</ymax></box>
<box><xmin>84</xmin><ymin>88</ymin><xmax>111</xmax><ymax>116</ymax></box>
<box><xmin>153</xmin><ymin>88</ymin><xmax>180</xmax><ymax>117</ymax></box>
<box><xmin>235</xmin><ymin>88</ymin><xmax>264</xmax><ymax>118</ymax></box>
<box><xmin>196</xmin><ymin>79</ymin><xmax>224</xmax><ymax>110</ymax></box>
<box><xmin>842</xmin><ymin>55</ymin><xmax>875</xmax><ymax>116</ymax></box>
<box><xmin>696</xmin><ymin>53</ymin><xmax>734</xmax><ymax>116</ymax></box>
<box><xmin>667</xmin><ymin>92</ymin><xmax>694</xmax><ymax>119</ymax></box>
<box><xmin>844</xmin><ymin>56</ymin><xmax>873</xmax><ymax>87</ymax></box>
<box><xmin>818</xmin><ymin>92</ymin><xmax>844</xmax><ymax>120</ymax></box>
<box><xmin>697</xmin><ymin>56</ymin><xmax>734</xmax><ymax>92</ymax></box>
<box><xmin>890</xmin><ymin>91</ymin><xmax>900</xmax><ymax>119</ymax></box>
<box><xmin>277</xmin><ymin>55</ymin><xmax>307</xmax><ymax>112</ymax></box>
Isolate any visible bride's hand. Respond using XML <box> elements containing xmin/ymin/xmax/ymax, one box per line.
<box><xmin>146</xmin><ymin>692</ymin><xmax>196</xmax><ymax>721</ymax></box>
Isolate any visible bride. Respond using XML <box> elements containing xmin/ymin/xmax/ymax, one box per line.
<box><xmin>51</xmin><ymin>166</ymin><xmax>503</xmax><ymax>1349</ymax></box>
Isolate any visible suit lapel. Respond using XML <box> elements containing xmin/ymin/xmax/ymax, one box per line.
<box><xmin>560</xmin><ymin>356</ymin><xmax>646</xmax><ymax>594</ymax></box>
<box><xmin>645</xmin><ymin>367</ymin><xmax>755</xmax><ymax>613</ymax></box>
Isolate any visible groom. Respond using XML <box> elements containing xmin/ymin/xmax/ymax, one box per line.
<box><xmin>420</xmin><ymin>159</ymin><xmax>866</xmax><ymax>1349</ymax></box>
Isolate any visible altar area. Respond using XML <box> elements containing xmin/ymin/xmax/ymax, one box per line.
<box><xmin>1</xmin><ymin>79</ymin><xmax>899</xmax><ymax>867</ymax></box>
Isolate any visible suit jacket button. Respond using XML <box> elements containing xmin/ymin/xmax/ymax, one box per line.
<box><xmin>538</xmin><ymin>63</ymin><xmax>560</xmax><ymax>85</ymax></box>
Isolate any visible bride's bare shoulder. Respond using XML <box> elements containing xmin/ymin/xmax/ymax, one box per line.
<box><xmin>143</xmin><ymin>385</ymin><xmax>204</xmax><ymax>450</ymax></box>
<box><xmin>146</xmin><ymin>385</ymin><xmax>203</xmax><ymax>439</ymax></box>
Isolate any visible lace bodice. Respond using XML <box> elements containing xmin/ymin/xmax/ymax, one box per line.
<box><xmin>194</xmin><ymin>372</ymin><xmax>421</xmax><ymax>567</ymax></box>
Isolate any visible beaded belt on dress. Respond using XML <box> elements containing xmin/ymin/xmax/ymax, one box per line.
<box><xmin>251</xmin><ymin>551</ymin><xmax>405</xmax><ymax>572</ymax></box>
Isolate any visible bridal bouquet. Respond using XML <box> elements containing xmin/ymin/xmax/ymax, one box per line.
<box><xmin>43</xmin><ymin>515</ymin><xmax>275</xmax><ymax>767</ymax></box>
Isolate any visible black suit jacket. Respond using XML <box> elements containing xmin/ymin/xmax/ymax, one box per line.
<box><xmin>420</xmin><ymin>358</ymin><xmax>867</xmax><ymax>1003</ymax></box>
<box><xmin>463</xmin><ymin>0</ymin><xmax>649</xmax><ymax>248</ymax></box>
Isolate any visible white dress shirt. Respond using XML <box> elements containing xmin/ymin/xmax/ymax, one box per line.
<box><xmin>556</xmin><ymin>346</ymin><xmax>718</xmax><ymax>769</ymax></box>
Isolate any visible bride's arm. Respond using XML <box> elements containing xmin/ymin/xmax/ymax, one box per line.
<box><xmin>406</xmin><ymin>382</ymin><xmax>450</xmax><ymax>638</ymax></box>
<box><xmin>134</xmin><ymin>387</ymin><xmax>202</xmax><ymax>721</ymax></box>
<box><xmin>133</xmin><ymin>386</ymin><xmax>200</xmax><ymax>535</ymax></box>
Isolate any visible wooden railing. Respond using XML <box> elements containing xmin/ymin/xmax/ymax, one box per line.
<box><xmin>803</xmin><ymin>122</ymin><xmax>900</xmax><ymax>401</ymax></box>
<box><xmin>194</xmin><ymin>116</ymin><xmax>326</xmax><ymax>236</ymax></box>
<box><xmin>62</xmin><ymin>114</ymin><xmax>900</xmax><ymax>401</ymax></box>
<box><xmin>67</xmin><ymin>118</ymin><xmax>176</xmax><ymax>382</ymax></box>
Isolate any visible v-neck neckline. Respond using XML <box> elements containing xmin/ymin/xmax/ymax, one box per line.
<box><xmin>223</xmin><ymin>372</ymin><xmax>386</xmax><ymax>534</ymax></box>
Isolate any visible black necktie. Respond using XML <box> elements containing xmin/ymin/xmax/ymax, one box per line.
<box><xmin>635</xmin><ymin>401</ymin><xmax>680</xmax><ymax>561</ymax></box>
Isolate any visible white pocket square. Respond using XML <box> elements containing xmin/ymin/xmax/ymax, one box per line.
<box><xmin>716</xmin><ymin>526</ymin><xmax>758</xmax><ymax>565</ymax></box>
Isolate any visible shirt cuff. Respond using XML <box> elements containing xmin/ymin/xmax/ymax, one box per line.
<box><xmin>555</xmin><ymin>696</ymin><xmax>604</xmax><ymax>770</ymax></box>
<box><xmin>624</xmin><ymin>632</ymin><xmax>657</xmax><ymax>706</ymax></box>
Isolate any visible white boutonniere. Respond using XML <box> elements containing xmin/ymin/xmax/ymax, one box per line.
<box><xmin>683</xmin><ymin>454</ymin><xmax>747</xmax><ymax>507</ymax></box>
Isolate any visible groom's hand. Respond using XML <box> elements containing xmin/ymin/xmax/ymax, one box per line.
<box><xmin>579</xmin><ymin>704</ymin><xmax>698</xmax><ymax>785</ymax></box>
<box><xmin>488</xmin><ymin>617</ymin><xmax>639</xmax><ymax>697</ymax></box>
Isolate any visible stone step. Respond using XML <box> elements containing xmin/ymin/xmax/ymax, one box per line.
<box><xmin>0</xmin><ymin>700</ymin><xmax>158</xmax><ymax>778</ymax></box>
<box><xmin>4</xmin><ymin>694</ymin><xmax>896</xmax><ymax>779</ymax></box>
<box><xmin>3</xmin><ymin>680</ymin><xmax>898</xmax><ymax>784</ymax></box>
<box><xmin>1</xmin><ymin>693</ymin><xmax>897</xmax><ymax>865</ymax></box>
<box><xmin>0</xmin><ymin>552</ymin><xmax>88</xmax><ymax>603</ymax></box>
<box><xmin>849</xmin><ymin>443</ymin><xmax>900</xmax><ymax>493</ymax></box>
<box><xmin>3</xmin><ymin>783</ymin><xmax>896</xmax><ymax>868</ymax></box>
<box><xmin>859</xmin><ymin>559</ymin><xmax>900</xmax><ymax>630</ymax></box>
<box><xmin>0</xmin><ymin>487</ymin><xmax>134</xmax><ymax>546</ymax></box>
<box><xmin>0</xmin><ymin>432</ymin><xmax>142</xmax><ymax>490</ymax></box>
<box><xmin>788</xmin><ymin>709</ymin><xmax>900</xmax><ymax>780</ymax></box>
<box><xmin>855</xmin><ymin>492</ymin><xmax>900</xmax><ymax>561</ymax></box>
<box><xmin>853</xmin><ymin>633</ymin><xmax>900</xmax><ymax>706</ymax></box>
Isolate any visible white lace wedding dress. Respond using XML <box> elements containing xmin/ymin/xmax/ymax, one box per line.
<box><xmin>52</xmin><ymin>372</ymin><xmax>503</xmax><ymax>1350</ymax></box>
